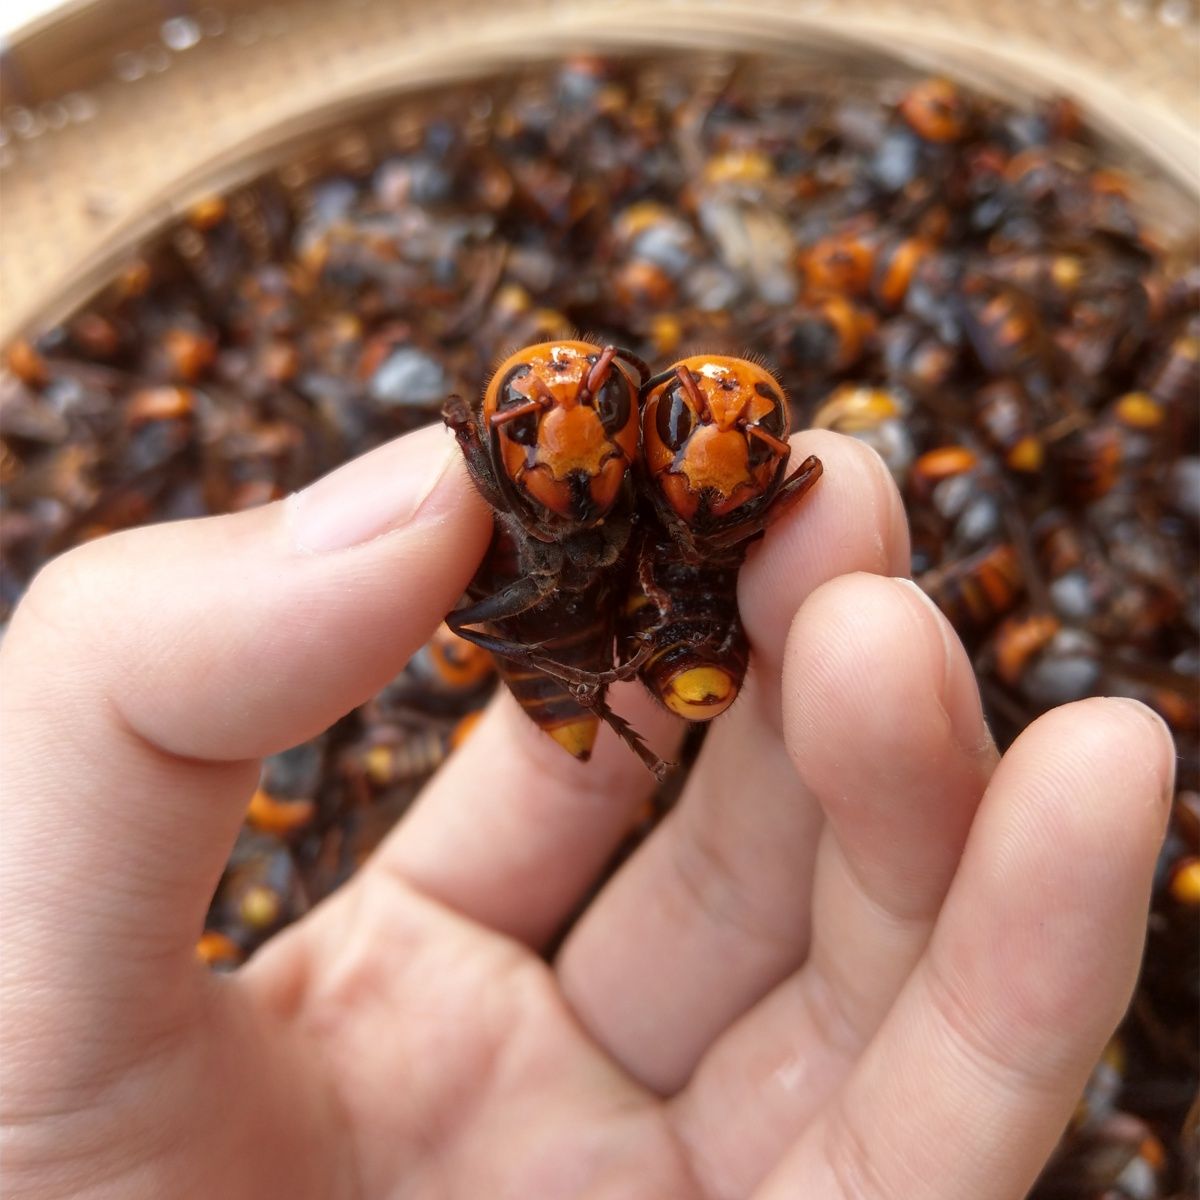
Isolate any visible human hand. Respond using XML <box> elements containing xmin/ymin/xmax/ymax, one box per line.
<box><xmin>1</xmin><ymin>423</ymin><xmax>1174</xmax><ymax>1199</ymax></box>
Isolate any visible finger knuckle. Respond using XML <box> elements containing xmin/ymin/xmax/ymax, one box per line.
<box><xmin>18</xmin><ymin>544</ymin><xmax>103</xmax><ymax>644</ymax></box>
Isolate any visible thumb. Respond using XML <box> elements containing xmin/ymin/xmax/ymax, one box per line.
<box><xmin>0</xmin><ymin>423</ymin><xmax>489</xmax><ymax>1029</ymax></box>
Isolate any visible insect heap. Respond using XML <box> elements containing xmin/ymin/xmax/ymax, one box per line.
<box><xmin>443</xmin><ymin>343</ymin><xmax>821</xmax><ymax>768</ymax></box>
<box><xmin>1</xmin><ymin>56</ymin><xmax>1197</xmax><ymax>1195</ymax></box>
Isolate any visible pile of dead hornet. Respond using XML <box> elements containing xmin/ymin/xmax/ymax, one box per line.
<box><xmin>1</xmin><ymin>58</ymin><xmax>1196</xmax><ymax>1195</ymax></box>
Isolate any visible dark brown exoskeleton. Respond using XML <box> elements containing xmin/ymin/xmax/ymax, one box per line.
<box><xmin>442</xmin><ymin>339</ymin><xmax>670</xmax><ymax>777</ymax></box>
<box><xmin>622</xmin><ymin>355</ymin><xmax>823</xmax><ymax>720</ymax></box>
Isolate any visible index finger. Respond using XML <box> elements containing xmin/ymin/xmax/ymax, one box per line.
<box><xmin>0</xmin><ymin>426</ymin><xmax>489</xmax><ymax>1021</ymax></box>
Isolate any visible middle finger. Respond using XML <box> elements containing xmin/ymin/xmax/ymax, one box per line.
<box><xmin>672</xmin><ymin>574</ymin><xmax>996</xmax><ymax>1195</ymax></box>
<box><xmin>556</xmin><ymin>432</ymin><xmax>909</xmax><ymax>1093</ymax></box>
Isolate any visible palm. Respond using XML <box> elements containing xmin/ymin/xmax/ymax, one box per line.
<box><xmin>226</xmin><ymin>877</ymin><xmax>690</xmax><ymax>1199</ymax></box>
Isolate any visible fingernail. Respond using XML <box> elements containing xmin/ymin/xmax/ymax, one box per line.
<box><xmin>287</xmin><ymin>424</ymin><xmax>458</xmax><ymax>553</ymax></box>
<box><xmin>892</xmin><ymin>576</ymin><xmax>997</xmax><ymax>760</ymax></box>
<box><xmin>1108</xmin><ymin>697</ymin><xmax>1177</xmax><ymax>809</ymax></box>
<box><xmin>892</xmin><ymin>577</ymin><xmax>957</xmax><ymax>676</ymax></box>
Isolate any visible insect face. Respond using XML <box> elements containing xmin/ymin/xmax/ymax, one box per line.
<box><xmin>641</xmin><ymin>355</ymin><xmax>791</xmax><ymax>524</ymax></box>
<box><xmin>484</xmin><ymin>340</ymin><xmax>643</xmax><ymax>526</ymax></box>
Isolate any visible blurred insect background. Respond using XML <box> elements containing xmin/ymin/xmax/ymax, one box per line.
<box><xmin>1</xmin><ymin>56</ymin><xmax>1196</xmax><ymax>1197</ymax></box>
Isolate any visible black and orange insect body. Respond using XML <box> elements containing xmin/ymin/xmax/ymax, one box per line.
<box><xmin>961</xmin><ymin>275</ymin><xmax>1047</xmax><ymax>378</ymax></box>
<box><xmin>870</xmin><ymin>234</ymin><xmax>932</xmax><ymax>311</ymax></box>
<box><xmin>208</xmin><ymin>830</ymin><xmax>304</xmax><ymax>951</ymax></box>
<box><xmin>985</xmin><ymin>609</ymin><xmax>1102</xmax><ymax>710</ymax></box>
<box><xmin>609</xmin><ymin>201</ymin><xmax>700</xmax><ymax>315</ymax></box>
<box><xmin>196</xmin><ymin>929</ymin><xmax>243</xmax><ymax>972</ymax></box>
<box><xmin>973</xmin><ymin>379</ymin><xmax>1045</xmax><ymax>475</ymax></box>
<box><xmin>464</xmin><ymin>282</ymin><xmax>574</xmax><ymax>372</ymax></box>
<box><xmin>918</xmin><ymin>541</ymin><xmax>1024</xmax><ymax>636</ymax></box>
<box><xmin>1142</xmin><ymin>320</ymin><xmax>1200</xmax><ymax>439</ymax></box>
<box><xmin>1001</xmin><ymin>146</ymin><xmax>1074</xmax><ymax>212</ymax></box>
<box><xmin>992</xmin><ymin>612</ymin><xmax>1061</xmax><ymax>689</ymax></box>
<box><xmin>339</xmin><ymin>709</ymin><xmax>482</xmax><ymax>804</ymax></box>
<box><xmin>776</xmin><ymin>295</ymin><xmax>878</xmax><ymax>380</ymax></box>
<box><xmin>619</xmin><ymin>521</ymin><xmax>748</xmax><ymax>722</ymax></box>
<box><xmin>879</xmin><ymin>317</ymin><xmax>958</xmax><ymax>399</ymax></box>
<box><xmin>802</xmin><ymin>227</ymin><xmax>875</xmax><ymax>299</ymax></box>
<box><xmin>377</xmin><ymin>621</ymin><xmax>497</xmax><ymax>717</ymax></box>
<box><xmin>908</xmin><ymin>444</ymin><xmax>983</xmax><ymax>507</ymax></box>
<box><xmin>464</xmin><ymin>522</ymin><xmax>633</xmax><ymax>758</ymax></box>
<box><xmin>1047</xmin><ymin>391</ymin><xmax>1165</xmax><ymax>508</ymax></box>
<box><xmin>811</xmin><ymin>384</ymin><xmax>915</xmax><ymax>484</ymax></box>
<box><xmin>626</xmin><ymin>356</ymin><xmax>822</xmax><ymax>720</ymax></box>
<box><xmin>1055</xmin><ymin>282</ymin><xmax>1151</xmax><ymax>382</ymax></box>
<box><xmin>871</xmin><ymin>79</ymin><xmax>974</xmax><ymax>219</ymax></box>
<box><xmin>986</xmin><ymin>250</ymin><xmax>1085</xmax><ymax>319</ymax></box>
<box><xmin>899</xmin><ymin>78</ymin><xmax>970</xmax><ymax>145</ymax></box>
<box><xmin>442</xmin><ymin>340</ymin><xmax>667</xmax><ymax>775</ymax></box>
<box><xmin>1030</xmin><ymin>508</ymin><xmax>1114</xmax><ymax>625</ymax></box>
<box><xmin>908</xmin><ymin>444</ymin><xmax>1006</xmax><ymax>565</ymax></box>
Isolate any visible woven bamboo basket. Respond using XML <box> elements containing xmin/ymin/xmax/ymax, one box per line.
<box><xmin>1</xmin><ymin>0</ymin><xmax>1198</xmax><ymax>343</ymax></box>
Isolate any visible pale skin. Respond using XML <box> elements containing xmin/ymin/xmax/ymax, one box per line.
<box><xmin>0</xmin><ymin>423</ymin><xmax>1175</xmax><ymax>1200</ymax></box>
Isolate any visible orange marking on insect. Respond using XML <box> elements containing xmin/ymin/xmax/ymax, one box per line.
<box><xmin>661</xmin><ymin>664</ymin><xmax>738</xmax><ymax>720</ymax></box>
<box><xmin>1114</xmin><ymin>392</ymin><xmax>1164</xmax><ymax>430</ymax></box>
<box><xmin>993</xmin><ymin>614</ymin><xmax>1060</xmax><ymax>687</ymax></box>
<box><xmin>516</xmin><ymin>466</ymin><xmax>574</xmax><ymax>518</ymax></box>
<box><xmin>875</xmin><ymin>238</ymin><xmax>927</xmax><ymax>308</ymax></box>
<box><xmin>538</xmin><ymin>406</ymin><xmax>614</xmax><ymax>478</ymax></box>
<box><xmin>900</xmin><ymin>78</ymin><xmax>968</xmax><ymax>143</ymax></box>
<box><xmin>547</xmin><ymin>717</ymin><xmax>600</xmax><ymax>760</ymax></box>
<box><xmin>805</xmin><ymin>234</ymin><xmax>873</xmax><ymax>297</ymax></box>
<box><xmin>1007</xmin><ymin>436</ymin><xmax>1044</xmax><ymax>473</ymax></box>
<box><xmin>1170</xmin><ymin>858</ymin><xmax>1200</xmax><ymax>906</ymax></box>
<box><xmin>702</xmin><ymin>149</ymin><xmax>773</xmax><ymax>186</ymax></box>
<box><xmin>449</xmin><ymin>710</ymin><xmax>484</xmax><ymax>750</ymax></box>
<box><xmin>429</xmin><ymin>623</ymin><xmax>495</xmax><ymax>689</ymax></box>
<box><xmin>196</xmin><ymin>930</ymin><xmax>242</xmax><ymax>968</ymax></box>
<box><xmin>811</xmin><ymin>297</ymin><xmax>877</xmax><ymax>369</ymax></box>
<box><xmin>704</xmin><ymin>388</ymin><xmax>752</xmax><ymax>433</ymax></box>
<box><xmin>239</xmin><ymin>885</ymin><xmax>282</xmax><ymax>930</ymax></box>
<box><xmin>677</xmin><ymin>424</ymin><xmax>753</xmax><ymax>497</ymax></box>
<box><xmin>661</xmin><ymin>472</ymin><xmax>701</xmax><ymax>521</ymax></box>
<box><xmin>245</xmin><ymin>788</ymin><xmax>316</xmax><ymax>836</ymax></box>
<box><xmin>127</xmin><ymin>386</ymin><xmax>195</xmax><ymax>425</ymax></box>
<box><xmin>6</xmin><ymin>339</ymin><xmax>48</xmax><ymax>387</ymax></box>
<box><xmin>912</xmin><ymin>445</ymin><xmax>979</xmax><ymax>493</ymax></box>
<box><xmin>587</xmin><ymin>455</ymin><xmax>626</xmax><ymax>513</ymax></box>
<box><xmin>813</xmin><ymin>385</ymin><xmax>900</xmax><ymax>431</ymax></box>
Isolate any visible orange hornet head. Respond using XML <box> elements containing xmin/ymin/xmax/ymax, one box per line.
<box><xmin>640</xmin><ymin>355</ymin><xmax>792</xmax><ymax>526</ymax></box>
<box><xmin>484</xmin><ymin>340</ymin><xmax>645</xmax><ymax>527</ymax></box>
